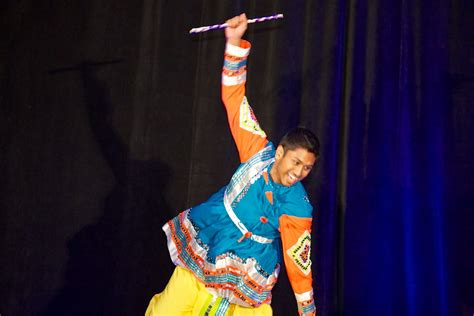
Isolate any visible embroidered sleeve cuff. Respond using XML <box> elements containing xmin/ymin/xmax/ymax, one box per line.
<box><xmin>223</xmin><ymin>40</ymin><xmax>251</xmax><ymax>86</ymax></box>
<box><xmin>297</xmin><ymin>297</ymin><xmax>316</xmax><ymax>316</ymax></box>
<box><xmin>225</xmin><ymin>40</ymin><xmax>251</xmax><ymax>57</ymax></box>
<box><xmin>296</xmin><ymin>290</ymin><xmax>315</xmax><ymax>316</ymax></box>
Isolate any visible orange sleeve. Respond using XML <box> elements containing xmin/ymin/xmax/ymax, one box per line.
<box><xmin>279</xmin><ymin>214</ymin><xmax>316</xmax><ymax>316</ymax></box>
<box><xmin>221</xmin><ymin>40</ymin><xmax>269</xmax><ymax>163</ymax></box>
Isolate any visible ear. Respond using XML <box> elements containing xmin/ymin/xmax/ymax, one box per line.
<box><xmin>275</xmin><ymin>145</ymin><xmax>285</xmax><ymax>161</ymax></box>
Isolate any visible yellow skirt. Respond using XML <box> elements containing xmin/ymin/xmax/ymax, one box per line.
<box><xmin>145</xmin><ymin>266</ymin><xmax>272</xmax><ymax>316</ymax></box>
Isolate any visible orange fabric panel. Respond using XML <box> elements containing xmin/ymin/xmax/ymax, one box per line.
<box><xmin>264</xmin><ymin>191</ymin><xmax>273</xmax><ymax>205</ymax></box>
<box><xmin>279</xmin><ymin>214</ymin><xmax>313</xmax><ymax>295</ymax></box>
<box><xmin>221</xmin><ymin>41</ymin><xmax>268</xmax><ymax>163</ymax></box>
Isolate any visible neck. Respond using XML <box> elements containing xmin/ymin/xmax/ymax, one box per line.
<box><xmin>269</xmin><ymin>162</ymin><xmax>280</xmax><ymax>185</ymax></box>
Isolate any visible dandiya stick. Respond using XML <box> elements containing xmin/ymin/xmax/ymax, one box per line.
<box><xmin>189</xmin><ymin>14</ymin><xmax>284</xmax><ymax>34</ymax></box>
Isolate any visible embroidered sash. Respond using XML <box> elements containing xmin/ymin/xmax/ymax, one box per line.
<box><xmin>223</xmin><ymin>144</ymin><xmax>275</xmax><ymax>244</ymax></box>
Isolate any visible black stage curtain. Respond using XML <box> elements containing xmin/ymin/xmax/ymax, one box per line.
<box><xmin>1</xmin><ymin>1</ymin><xmax>473</xmax><ymax>315</ymax></box>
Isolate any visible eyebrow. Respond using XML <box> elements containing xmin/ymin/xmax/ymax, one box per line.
<box><xmin>294</xmin><ymin>157</ymin><xmax>314</xmax><ymax>168</ymax></box>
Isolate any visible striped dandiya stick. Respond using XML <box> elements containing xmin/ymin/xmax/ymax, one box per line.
<box><xmin>189</xmin><ymin>14</ymin><xmax>284</xmax><ymax>34</ymax></box>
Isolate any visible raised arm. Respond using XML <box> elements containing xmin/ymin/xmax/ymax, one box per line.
<box><xmin>222</xmin><ymin>14</ymin><xmax>268</xmax><ymax>163</ymax></box>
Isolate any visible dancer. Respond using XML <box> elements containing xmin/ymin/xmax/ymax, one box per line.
<box><xmin>146</xmin><ymin>13</ymin><xmax>319</xmax><ymax>316</ymax></box>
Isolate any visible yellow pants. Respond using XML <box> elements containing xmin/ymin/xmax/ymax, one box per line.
<box><xmin>145</xmin><ymin>266</ymin><xmax>272</xmax><ymax>316</ymax></box>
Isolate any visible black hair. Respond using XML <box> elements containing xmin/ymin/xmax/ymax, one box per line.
<box><xmin>278</xmin><ymin>127</ymin><xmax>320</xmax><ymax>157</ymax></box>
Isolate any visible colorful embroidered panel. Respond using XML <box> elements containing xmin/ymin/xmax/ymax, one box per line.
<box><xmin>286</xmin><ymin>230</ymin><xmax>312</xmax><ymax>276</ymax></box>
<box><xmin>163</xmin><ymin>210</ymin><xmax>280</xmax><ymax>308</ymax></box>
<box><xmin>239</xmin><ymin>97</ymin><xmax>267</xmax><ymax>137</ymax></box>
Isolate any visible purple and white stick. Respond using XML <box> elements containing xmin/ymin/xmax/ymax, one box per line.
<box><xmin>189</xmin><ymin>14</ymin><xmax>284</xmax><ymax>34</ymax></box>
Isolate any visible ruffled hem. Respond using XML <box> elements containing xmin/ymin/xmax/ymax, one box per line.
<box><xmin>163</xmin><ymin>210</ymin><xmax>280</xmax><ymax>307</ymax></box>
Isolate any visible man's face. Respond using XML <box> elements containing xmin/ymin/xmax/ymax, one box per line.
<box><xmin>270</xmin><ymin>145</ymin><xmax>317</xmax><ymax>187</ymax></box>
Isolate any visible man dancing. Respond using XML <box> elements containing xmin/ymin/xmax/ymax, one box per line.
<box><xmin>146</xmin><ymin>13</ymin><xmax>319</xmax><ymax>316</ymax></box>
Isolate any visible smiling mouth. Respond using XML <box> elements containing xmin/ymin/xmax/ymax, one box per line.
<box><xmin>288</xmin><ymin>174</ymin><xmax>299</xmax><ymax>183</ymax></box>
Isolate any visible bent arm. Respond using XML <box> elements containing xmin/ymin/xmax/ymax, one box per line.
<box><xmin>280</xmin><ymin>214</ymin><xmax>316</xmax><ymax>316</ymax></box>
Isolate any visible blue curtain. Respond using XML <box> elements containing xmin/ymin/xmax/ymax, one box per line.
<box><xmin>275</xmin><ymin>0</ymin><xmax>469</xmax><ymax>315</ymax></box>
<box><xmin>289</xmin><ymin>0</ymin><xmax>471</xmax><ymax>315</ymax></box>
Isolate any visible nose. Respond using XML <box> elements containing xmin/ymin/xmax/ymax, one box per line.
<box><xmin>294</xmin><ymin>165</ymin><xmax>304</xmax><ymax>177</ymax></box>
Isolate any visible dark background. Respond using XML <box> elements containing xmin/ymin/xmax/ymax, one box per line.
<box><xmin>1</xmin><ymin>1</ymin><xmax>473</xmax><ymax>315</ymax></box>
